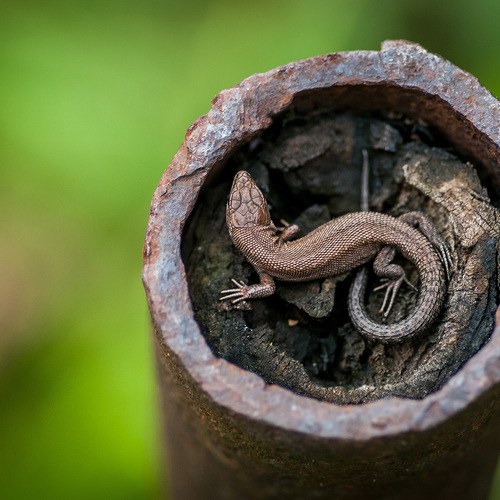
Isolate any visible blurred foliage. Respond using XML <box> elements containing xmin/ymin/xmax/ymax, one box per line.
<box><xmin>0</xmin><ymin>0</ymin><xmax>499</xmax><ymax>498</ymax></box>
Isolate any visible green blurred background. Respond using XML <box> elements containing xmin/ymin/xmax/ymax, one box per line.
<box><xmin>1</xmin><ymin>0</ymin><xmax>499</xmax><ymax>498</ymax></box>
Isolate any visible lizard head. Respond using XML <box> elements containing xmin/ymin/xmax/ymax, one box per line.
<box><xmin>226</xmin><ymin>171</ymin><xmax>271</xmax><ymax>230</ymax></box>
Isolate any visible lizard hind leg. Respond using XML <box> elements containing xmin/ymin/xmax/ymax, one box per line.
<box><xmin>398</xmin><ymin>212</ymin><xmax>453</xmax><ymax>278</ymax></box>
<box><xmin>371</xmin><ymin>246</ymin><xmax>416</xmax><ymax>317</ymax></box>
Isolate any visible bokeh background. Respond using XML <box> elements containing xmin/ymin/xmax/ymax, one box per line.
<box><xmin>1</xmin><ymin>0</ymin><xmax>499</xmax><ymax>498</ymax></box>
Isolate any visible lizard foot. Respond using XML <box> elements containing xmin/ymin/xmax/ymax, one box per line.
<box><xmin>220</xmin><ymin>274</ymin><xmax>277</xmax><ymax>304</ymax></box>
<box><xmin>433</xmin><ymin>239</ymin><xmax>454</xmax><ymax>280</ymax></box>
<box><xmin>373</xmin><ymin>276</ymin><xmax>416</xmax><ymax>317</ymax></box>
<box><xmin>219</xmin><ymin>279</ymin><xmax>250</xmax><ymax>304</ymax></box>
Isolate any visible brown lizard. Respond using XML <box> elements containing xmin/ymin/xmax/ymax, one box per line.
<box><xmin>220</xmin><ymin>170</ymin><xmax>451</xmax><ymax>343</ymax></box>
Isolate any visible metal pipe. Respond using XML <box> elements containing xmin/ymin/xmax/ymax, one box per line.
<box><xmin>143</xmin><ymin>41</ymin><xmax>500</xmax><ymax>500</ymax></box>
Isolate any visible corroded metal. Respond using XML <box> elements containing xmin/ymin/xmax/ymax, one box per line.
<box><xmin>143</xmin><ymin>41</ymin><xmax>500</xmax><ymax>499</ymax></box>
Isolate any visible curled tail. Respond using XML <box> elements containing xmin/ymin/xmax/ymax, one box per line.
<box><xmin>348</xmin><ymin>262</ymin><xmax>446</xmax><ymax>343</ymax></box>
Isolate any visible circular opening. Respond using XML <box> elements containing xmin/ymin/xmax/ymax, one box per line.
<box><xmin>183</xmin><ymin>83</ymin><xmax>499</xmax><ymax>405</ymax></box>
<box><xmin>145</xmin><ymin>46</ymin><xmax>500</xmax><ymax>438</ymax></box>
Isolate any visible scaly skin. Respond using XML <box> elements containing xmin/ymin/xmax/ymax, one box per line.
<box><xmin>220</xmin><ymin>171</ymin><xmax>450</xmax><ymax>343</ymax></box>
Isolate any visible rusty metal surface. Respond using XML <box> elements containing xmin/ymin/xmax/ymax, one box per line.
<box><xmin>143</xmin><ymin>41</ymin><xmax>500</xmax><ymax>499</ymax></box>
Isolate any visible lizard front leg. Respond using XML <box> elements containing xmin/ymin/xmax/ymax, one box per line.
<box><xmin>276</xmin><ymin>219</ymin><xmax>300</xmax><ymax>242</ymax></box>
<box><xmin>220</xmin><ymin>219</ymin><xmax>297</xmax><ymax>304</ymax></box>
<box><xmin>220</xmin><ymin>269</ymin><xmax>276</xmax><ymax>304</ymax></box>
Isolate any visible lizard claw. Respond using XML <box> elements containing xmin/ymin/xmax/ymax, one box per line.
<box><xmin>373</xmin><ymin>275</ymin><xmax>415</xmax><ymax>317</ymax></box>
<box><xmin>434</xmin><ymin>239</ymin><xmax>454</xmax><ymax>280</ymax></box>
<box><xmin>220</xmin><ymin>279</ymin><xmax>249</xmax><ymax>304</ymax></box>
<box><xmin>277</xmin><ymin>219</ymin><xmax>291</xmax><ymax>230</ymax></box>
<box><xmin>220</xmin><ymin>274</ymin><xmax>276</xmax><ymax>303</ymax></box>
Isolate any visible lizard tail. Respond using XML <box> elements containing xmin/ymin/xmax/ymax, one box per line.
<box><xmin>347</xmin><ymin>266</ymin><xmax>446</xmax><ymax>343</ymax></box>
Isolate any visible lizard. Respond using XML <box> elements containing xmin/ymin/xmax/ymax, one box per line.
<box><xmin>220</xmin><ymin>170</ymin><xmax>451</xmax><ymax>343</ymax></box>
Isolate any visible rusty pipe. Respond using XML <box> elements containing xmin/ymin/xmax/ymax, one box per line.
<box><xmin>143</xmin><ymin>41</ymin><xmax>500</xmax><ymax>500</ymax></box>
